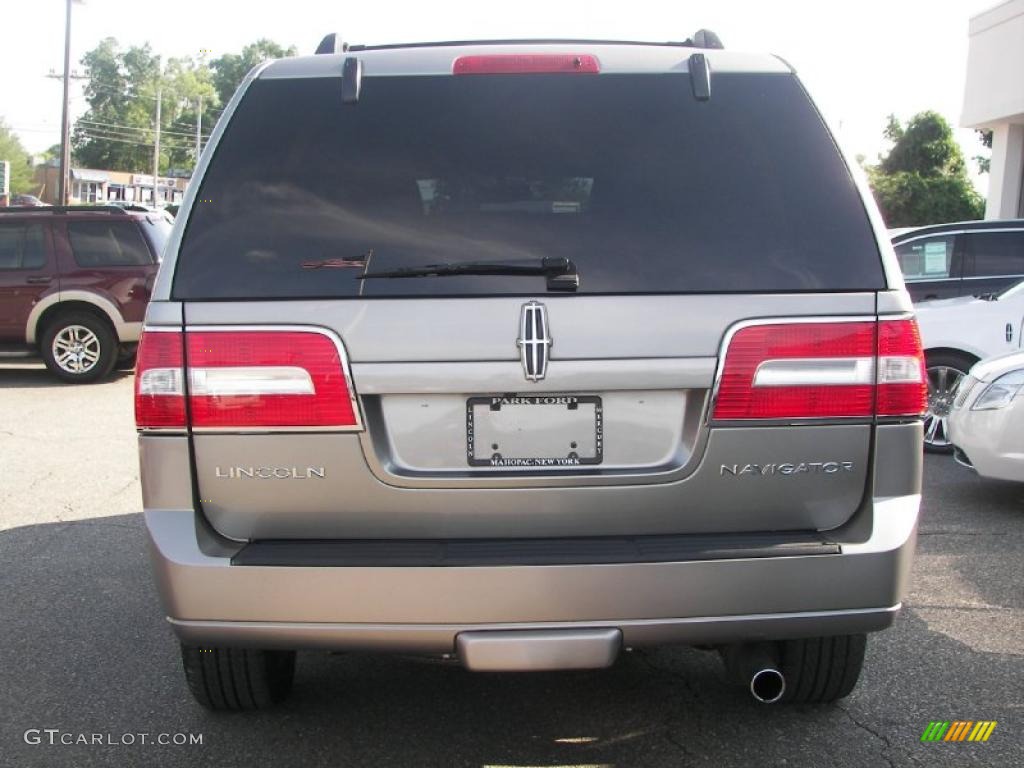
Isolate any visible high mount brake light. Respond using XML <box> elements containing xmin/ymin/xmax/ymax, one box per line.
<box><xmin>712</xmin><ymin>319</ymin><xmax>926</xmax><ymax>421</ymax></box>
<box><xmin>134</xmin><ymin>328</ymin><xmax>361</xmax><ymax>431</ymax></box>
<box><xmin>452</xmin><ymin>54</ymin><xmax>601</xmax><ymax>75</ymax></box>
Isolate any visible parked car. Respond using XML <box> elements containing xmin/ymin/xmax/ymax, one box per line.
<box><xmin>9</xmin><ymin>194</ymin><xmax>49</xmax><ymax>207</ymax></box>
<box><xmin>137</xmin><ymin>35</ymin><xmax>927</xmax><ymax>711</ymax></box>
<box><xmin>0</xmin><ymin>204</ymin><xmax>171</xmax><ymax>382</ymax></box>
<box><xmin>949</xmin><ymin>350</ymin><xmax>1024</xmax><ymax>482</ymax></box>
<box><xmin>914</xmin><ymin>279</ymin><xmax>1024</xmax><ymax>451</ymax></box>
<box><xmin>892</xmin><ymin>219</ymin><xmax>1024</xmax><ymax>303</ymax></box>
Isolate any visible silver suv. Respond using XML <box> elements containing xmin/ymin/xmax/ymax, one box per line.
<box><xmin>136</xmin><ymin>34</ymin><xmax>927</xmax><ymax>710</ymax></box>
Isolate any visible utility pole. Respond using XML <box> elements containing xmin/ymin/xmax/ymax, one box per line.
<box><xmin>58</xmin><ymin>0</ymin><xmax>73</xmax><ymax>206</ymax></box>
<box><xmin>195</xmin><ymin>95</ymin><xmax>202</xmax><ymax>164</ymax></box>
<box><xmin>152</xmin><ymin>62</ymin><xmax>161</xmax><ymax>207</ymax></box>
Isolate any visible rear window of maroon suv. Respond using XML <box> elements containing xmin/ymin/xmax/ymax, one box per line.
<box><xmin>172</xmin><ymin>72</ymin><xmax>886</xmax><ymax>299</ymax></box>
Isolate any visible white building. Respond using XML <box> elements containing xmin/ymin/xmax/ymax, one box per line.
<box><xmin>962</xmin><ymin>0</ymin><xmax>1024</xmax><ymax>219</ymax></box>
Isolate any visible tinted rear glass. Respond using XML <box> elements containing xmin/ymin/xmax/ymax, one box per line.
<box><xmin>968</xmin><ymin>231</ymin><xmax>1024</xmax><ymax>277</ymax></box>
<box><xmin>173</xmin><ymin>73</ymin><xmax>885</xmax><ymax>299</ymax></box>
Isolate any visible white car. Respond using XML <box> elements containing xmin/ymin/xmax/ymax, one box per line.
<box><xmin>948</xmin><ymin>350</ymin><xmax>1024</xmax><ymax>481</ymax></box>
<box><xmin>914</xmin><ymin>280</ymin><xmax>1024</xmax><ymax>451</ymax></box>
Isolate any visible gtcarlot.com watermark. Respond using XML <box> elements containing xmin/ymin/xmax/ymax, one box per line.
<box><xmin>24</xmin><ymin>729</ymin><xmax>203</xmax><ymax>747</ymax></box>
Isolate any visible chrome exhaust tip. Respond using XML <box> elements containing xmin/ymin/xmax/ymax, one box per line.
<box><xmin>721</xmin><ymin>642</ymin><xmax>786</xmax><ymax>704</ymax></box>
<box><xmin>749</xmin><ymin>666</ymin><xmax>786</xmax><ymax>704</ymax></box>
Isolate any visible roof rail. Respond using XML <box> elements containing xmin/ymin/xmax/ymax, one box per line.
<box><xmin>344</xmin><ymin>35</ymin><xmax>725</xmax><ymax>52</ymax></box>
<box><xmin>0</xmin><ymin>203</ymin><xmax>153</xmax><ymax>215</ymax></box>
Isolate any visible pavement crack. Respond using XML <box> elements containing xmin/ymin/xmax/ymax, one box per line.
<box><xmin>634</xmin><ymin>649</ymin><xmax>707</xmax><ymax>764</ymax></box>
<box><xmin>835</xmin><ymin>705</ymin><xmax>902</xmax><ymax>768</ymax></box>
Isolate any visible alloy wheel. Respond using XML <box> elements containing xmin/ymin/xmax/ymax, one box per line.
<box><xmin>51</xmin><ymin>325</ymin><xmax>102</xmax><ymax>374</ymax></box>
<box><xmin>923</xmin><ymin>365</ymin><xmax>965</xmax><ymax>449</ymax></box>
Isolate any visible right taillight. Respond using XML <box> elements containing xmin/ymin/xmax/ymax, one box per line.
<box><xmin>134</xmin><ymin>327</ymin><xmax>361</xmax><ymax>431</ymax></box>
<box><xmin>713</xmin><ymin>317</ymin><xmax>927</xmax><ymax>421</ymax></box>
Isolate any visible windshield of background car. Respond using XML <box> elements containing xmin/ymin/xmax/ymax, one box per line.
<box><xmin>997</xmin><ymin>278</ymin><xmax>1024</xmax><ymax>300</ymax></box>
<box><xmin>172</xmin><ymin>72</ymin><xmax>886</xmax><ymax>299</ymax></box>
<box><xmin>141</xmin><ymin>215</ymin><xmax>173</xmax><ymax>260</ymax></box>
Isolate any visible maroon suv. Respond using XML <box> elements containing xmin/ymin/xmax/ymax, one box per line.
<box><xmin>0</xmin><ymin>204</ymin><xmax>170</xmax><ymax>382</ymax></box>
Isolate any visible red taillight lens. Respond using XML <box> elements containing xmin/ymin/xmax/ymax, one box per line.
<box><xmin>452</xmin><ymin>54</ymin><xmax>600</xmax><ymax>75</ymax></box>
<box><xmin>186</xmin><ymin>330</ymin><xmax>359</xmax><ymax>429</ymax></box>
<box><xmin>714</xmin><ymin>322</ymin><xmax>877</xmax><ymax>420</ymax></box>
<box><xmin>135</xmin><ymin>329</ymin><xmax>186</xmax><ymax>428</ymax></box>
<box><xmin>876</xmin><ymin>319</ymin><xmax>928</xmax><ymax>416</ymax></box>
<box><xmin>712</xmin><ymin>318</ymin><xmax>927</xmax><ymax>421</ymax></box>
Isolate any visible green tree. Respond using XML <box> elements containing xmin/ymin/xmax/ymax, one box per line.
<box><xmin>210</xmin><ymin>39</ymin><xmax>297</xmax><ymax>107</ymax></box>
<box><xmin>73</xmin><ymin>38</ymin><xmax>219</xmax><ymax>174</ymax></box>
<box><xmin>866</xmin><ymin>111</ymin><xmax>984</xmax><ymax>227</ymax></box>
<box><xmin>0</xmin><ymin>117</ymin><xmax>35</xmax><ymax>194</ymax></box>
<box><xmin>974</xmin><ymin>129</ymin><xmax>992</xmax><ymax>174</ymax></box>
<box><xmin>71</xmin><ymin>38</ymin><xmax>294</xmax><ymax>175</ymax></box>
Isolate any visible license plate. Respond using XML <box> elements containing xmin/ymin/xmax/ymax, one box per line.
<box><xmin>466</xmin><ymin>395</ymin><xmax>603</xmax><ymax>468</ymax></box>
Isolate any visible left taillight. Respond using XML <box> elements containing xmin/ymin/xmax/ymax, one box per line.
<box><xmin>186</xmin><ymin>330</ymin><xmax>359</xmax><ymax>429</ymax></box>
<box><xmin>135</xmin><ymin>328</ymin><xmax>361</xmax><ymax>431</ymax></box>
<box><xmin>135</xmin><ymin>329</ymin><xmax>186</xmax><ymax>429</ymax></box>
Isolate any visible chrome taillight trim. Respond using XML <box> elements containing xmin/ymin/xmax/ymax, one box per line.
<box><xmin>189</xmin><ymin>366</ymin><xmax>315</xmax><ymax>397</ymax></box>
<box><xmin>752</xmin><ymin>357</ymin><xmax>876</xmax><ymax>387</ymax></box>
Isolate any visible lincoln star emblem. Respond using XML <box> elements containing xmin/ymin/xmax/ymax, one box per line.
<box><xmin>518</xmin><ymin>301</ymin><xmax>551</xmax><ymax>382</ymax></box>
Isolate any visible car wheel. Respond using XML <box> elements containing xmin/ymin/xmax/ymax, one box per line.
<box><xmin>180</xmin><ymin>644</ymin><xmax>296</xmax><ymax>711</ymax></box>
<box><xmin>923</xmin><ymin>352</ymin><xmax>975</xmax><ymax>454</ymax></box>
<box><xmin>778</xmin><ymin>634</ymin><xmax>866</xmax><ymax>704</ymax></box>
<box><xmin>41</xmin><ymin>312</ymin><xmax>118</xmax><ymax>383</ymax></box>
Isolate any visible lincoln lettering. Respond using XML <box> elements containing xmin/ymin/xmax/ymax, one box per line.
<box><xmin>720</xmin><ymin>461</ymin><xmax>854</xmax><ymax>477</ymax></box>
<box><xmin>215</xmin><ymin>467</ymin><xmax>326</xmax><ymax>479</ymax></box>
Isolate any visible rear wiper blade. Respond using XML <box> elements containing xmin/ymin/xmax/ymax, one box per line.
<box><xmin>358</xmin><ymin>256</ymin><xmax>579</xmax><ymax>292</ymax></box>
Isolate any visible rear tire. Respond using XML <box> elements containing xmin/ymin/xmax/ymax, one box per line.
<box><xmin>40</xmin><ymin>311</ymin><xmax>117</xmax><ymax>383</ymax></box>
<box><xmin>777</xmin><ymin>634</ymin><xmax>866</xmax><ymax>703</ymax></box>
<box><xmin>923</xmin><ymin>351</ymin><xmax>976</xmax><ymax>454</ymax></box>
<box><xmin>180</xmin><ymin>644</ymin><xmax>296</xmax><ymax>711</ymax></box>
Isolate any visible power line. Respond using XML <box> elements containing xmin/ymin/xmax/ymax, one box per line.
<box><xmin>76</xmin><ymin>131</ymin><xmax>196</xmax><ymax>152</ymax></box>
<box><xmin>77</xmin><ymin>118</ymin><xmax>209</xmax><ymax>140</ymax></box>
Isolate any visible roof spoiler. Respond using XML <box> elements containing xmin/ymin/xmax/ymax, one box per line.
<box><xmin>315</xmin><ymin>33</ymin><xmax>348</xmax><ymax>55</ymax></box>
<box><xmin>690</xmin><ymin>29</ymin><xmax>724</xmax><ymax>49</ymax></box>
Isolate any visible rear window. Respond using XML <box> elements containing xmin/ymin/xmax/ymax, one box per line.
<box><xmin>173</xmin><ymin>73</ymin><xmax>885</xmax><ymax>299</ymax></box>
<box><xmin>0</xmin><ymin>222</ymin><xmax>46</xmax><ymax>270</ymax></box>
<box><xmin>67</xmin><ymin>220</ymin><xmax>153</xmax><ymax>267</ymax></box>
<box><xmin>968</xmin><ymin>231</ymin><xmax>1024</xmax><ymax>277</ymax></box>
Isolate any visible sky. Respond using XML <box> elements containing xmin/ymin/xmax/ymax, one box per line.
<box><xmin>0</xmin><ymin>0</ymin><xmax>1000</xmax><ymax>192</ymax></box>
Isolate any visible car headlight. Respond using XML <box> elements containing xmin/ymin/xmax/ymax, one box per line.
<box><xmin>971</xmin><ymin>369</ymin><xmax>1024</xmax><ymax>410</ymax></box>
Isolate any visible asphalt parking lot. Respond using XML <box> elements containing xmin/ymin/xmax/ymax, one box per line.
<box><xmin>1</xmin><ymin>360</ymin><xmax>1022</xmax><ymax>768</ymax></box>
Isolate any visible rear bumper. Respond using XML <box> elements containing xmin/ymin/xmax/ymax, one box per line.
<box><xmin>145</xmin><ymin>494</ymin><xmax>919</xmax><ymax>652</ymax></box>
